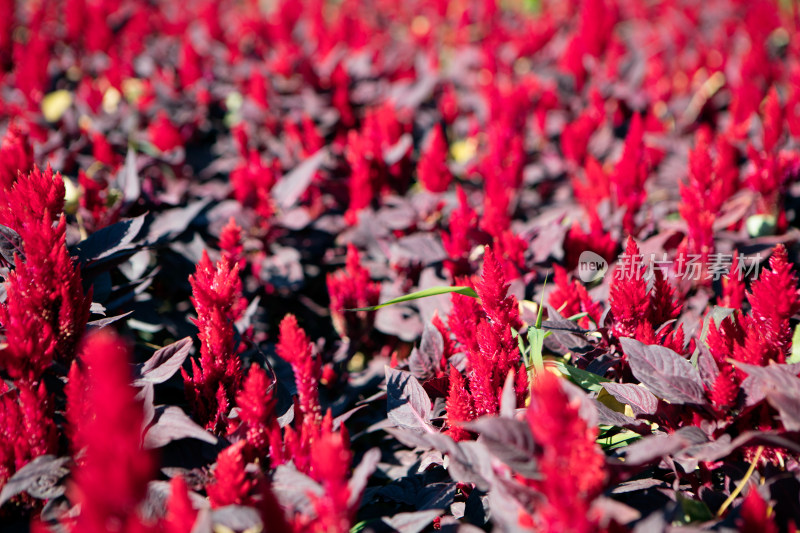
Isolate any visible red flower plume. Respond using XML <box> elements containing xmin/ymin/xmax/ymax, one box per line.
<box><xmin>418</xmin><ymin>123</ymin><xmax>452</xmax><ymax>193</ymax></box>
<box><xmin>519</xmin><ymin>372</ymin><xmax>606</xmax><ymax>531</ymax></box>
<box><xmin>65</xmin><ymin>330</ymin><xmax>157</xmax><ymax>533</ymax></box>
<box><xmin>183</xmin><ymin>251</ymin><xmax>247</xmax><ymax>432</ymax></box>
<box><xmin>276</xmin><ymin>314</ymin><xmax>321</xmax><ymax>421</ymax></box>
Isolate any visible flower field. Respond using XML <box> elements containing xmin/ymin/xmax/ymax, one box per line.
<box><xmin>2</xmin><ymin>0</ymin><xmax>800</xmax><ymax>531</ymax></box>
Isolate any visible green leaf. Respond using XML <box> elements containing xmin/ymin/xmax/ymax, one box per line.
<box><xmin>598</xmin><ymin>429</ymin><xmax>640</xmax><ymax>450</ymax></box>
<box><xmin>350</xmin><ymin>520</ymin><xmax>369</xmax><ymax>533</ymax></box>
<box><xmin>789</xmin><ymin>324</ymin><xmax>800</xmax><ymax>364</ymax></box>
<box><xmin>699</xmin><ymin>306</ymin><xmax>736</xmax><ymax>343</ymax></box>
<box><xmin>534</xmin><ymin>274</ymin><xmax>548</xmax><ymax>329</ymax></box>
<box><xmin>552</xmin><ymin>361</ymin><xmax>610</xmax><ymax>392</ymax></box>
<box><xmin>566</xmin><ymin>311</ymin><xmax>589</xmax><ymax>322</ymax></box>
<box><xmin>527</xmin><ymin>327</ymin><xmax>548</xmax><ymax>375</ymax></box>
<box><xmin>347</xmin><ymin>286</ymin><xmax>478</xmax><ymax>312</ymax></box>
<box><xmin>674</xmin><ymin>494</ymin><xmax>713</xmax><ymax>525</ymax></box>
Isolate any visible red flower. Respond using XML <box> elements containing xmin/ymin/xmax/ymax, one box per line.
<box><xmin>276</xmin><ymin>314</ymin><xmax>321</xmax><ymax>421</ymax></box>
<box><xmin>231</xmin><ymin>149</ymin><xmax>279</xmax><ymax>223</ymax></box>
<box><xmin>441</xmin><ymin>186</ymin><xmax>479</xmax><ymax>277</ymax></box>
<box><xmin>563</xmin><ymin>209</ymin><xmax>618</xmax><ymax>271</ymax></box>
<box><xmin>326</xmin><ymin>244</ymin><xmax>380</xmax><ymax>341</ymax></box>
<box><xmin>608</xmin><ymin>238</ymin><xmax>650</xmax><ymax>339</ymax></box>
<box><xmin>0</xmin><ymin>125</ymin><xmax>34</xmax><ymax>191</ymax></box>
<box><xmin>179</xmin><ymin>40</ymin><xmax>203</xmax><ymax>88</ymax></box>
<box><xmin>0</xmin><ymin>164</ymin><xmax>65</xmax><ymax>232</ymax></box>
<box><xmin>0</xmin><ymin>382</ymin><xmax>58</xmax><ymax>500</ymax></box>
<box><xmin>520</xmin><ymin>372</ymin><xmax>606</xmax><ymax>532</ymax></box>
<box><xmin>0</xmin><ymin>167</ymin><xmax>90</xmax><ymax>380</ymax></box>
<box><xmin>303</xmin><ymin>421</ymin><xmax>355</xmax><ymax>533</ymax></box>
<box><xmin>747</xmin><ymin>244</ymin><xmax>800</xmax><ymax>359</ymax></box>
<box><xmin>720</xmin><ymin>250</ymin><xmax>746</xmax><ymax>309</ymax></box>
<box><xmin>762</xmin><ymin>86</ymin><xmax>784</xmax><ymax>154</ymax></box>
<box><xmin>610</xmin><ymin>113</ymin><xmax>648</xmax><ymax>234</ymax></box>
<box><xmin>219</xmin><ymin>216</ymin><xmax>245</xmax><ymax>269</ymax></box>
<box><xmin>548</xmin><ymin>265</ymin><xmax>602</xmax><ymax>328</ymax></box>
<box><xmin>65</xmin><ymin>330</ymin><xmax>157</xmax><ymax>533</ymax></box>
<box><xmin>148</xmin><ymin>111</ymin><xmax>183</xmax><ymax>152</ymax></box>
<box><xmin>445</xmin><ymin>364</ymin><xmax>474</xmax><ymax>441</ymax></box>
<box><xmin>448</xmin><ymin>279</ymin><xmax>483</xmax><ymax>355</ymax></box>
<box><xmin>163</xmin><ymin>476</ymin><xmax>198</xmax><ymax>533</ymax></box>
<box><xmin>208</xmin><ymin>441</ymin><xmax>256</xmax><ymax>508</ymax></box>
<box><xmin>235</xmin><ymin>365</ymin><xmax>279</xmax><ymax>459</ymax></box>
<box><xmin>464</xmin><ymin>246</ymin><xmax>527</xmax><ymax>416</ymax></box>
<box><xmin>572</xmin><ymin>156</ymin><xmax>611</xmax><ymax>209</ymax></box>
<box><xmin>183</xmin><ymin>251</ymin><xmax>247</xmax><ymax>432</ymax></box>
<box><xmin>418</xmin><ymin>123</ymin><xmax>452</xmax><ymax>193</ymax></box>
<box><xmin>736</xmin><ymin>489</ymin><xmax>778</xmax><ymax>533</ymax></box>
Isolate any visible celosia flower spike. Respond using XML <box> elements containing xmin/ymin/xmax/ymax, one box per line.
<box><xmin>66</xmin><ymin>330</ymin><xmax>157</xmax><ymax>533</ymax></box>
<box><xmin>276</xmin><ymin>314</ymin><xmax>321</xmax><ymax>421</ymax></box>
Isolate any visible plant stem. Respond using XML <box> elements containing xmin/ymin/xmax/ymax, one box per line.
<box><xmin>716</xmin><ymin>445</ymin><xmax>765</xmax><ymax>517</ymax></box>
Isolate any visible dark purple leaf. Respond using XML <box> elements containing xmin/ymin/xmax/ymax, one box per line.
<box><xmin>465</xmin><ymin>417</ymin><xmax>536</xmax><ymax>477</ymax></box>
<box><xmin>137</xmin><ymin>382</ymin><xmax>156</xmax><ymax>429</ymax></box>
<box><xmin>687</xmin><ymin>431</ymin><xmax>800</xmax><ymax>463</ymax></box>
<box><xmin>143</xmin><ymin>406</ymin><xmax>217</xmax><ymax>448</ymax></box>
<box><xmin>273</xmin><ymin>464</ymin><xmax>323</xmax><ymax>513</ymax></box>
<box><xmin>445</xmin><ymin>440</ymin><xmax>494</xmax><ymax>490</ymax></box>
<box><xmin>594</xmin><ymin>401</ymin><xmax>650</xmax><ymax>432</ymax></box>
<box><xmin>383</xmin><ymin>133</ymin><xmax>413</xmax><ymax>166</ymax></box>
<box><xmin>272</xmin><ymin>149</ymin><xmax>326</xmax><ymax>209</ymax></box>
<box><xmin>602</xmin><ymin>383</ymin><xmax>659</xmax><ymax>416</ymax></box>
<box><xmin>347</xmin><ymin>448</ymin><xmax>380</xmax><ymax>508</ymax></box>
<box><xmin>417</xmin><ymin>482</ymin><xmax>457</xmax><ymax>511</ymax></box>
<box><xmin>0</xmin><ymin>224</ymin><xmax>23</xmax><ymax>267</ymax></box>
<box><xmin>389</xmin><ymin>233</ymin><xmax>447</xmax><ymax>268</ymax></box>
<box><xmin>115</xmin><ymin>148</ymin><xmax>141</xmax><ymax>206</ymax></box>
<box><xmin>620</xmin><ymin>338</ymin><xmax>706</xmax><ymax>405</ymax></box>
<box><xmin>210</xmin><ymin>506</ymin><xmax>262</xmax><ymax>531</ymax></box>
<box><xmin>75</xmin><ymin>214</ymin><xmax>147</xmax><ymax>264</ymax></box>
<box><xmin>408</xmin><ymin>323</ymin><xmax>444</xmax><ymax>380</ymax></box>
<box><xmin>87</xmin><ymin>311</ymin><xmax>133</xmax><ymax>329</ymax></box>
<box><xmin>542</xmin><ymin>313</ymin><xmax>595</xmax><ymax>354</ymax></box>
<box><xmin>375</xmin><ymin>304</ymin><xmax>424</xmax><ymax>342</ymax></box>
<box><xmin>385</xmin><ymin>366</ymin><xmax>433</xmax><ymax>431</ymax></box>
<box><xmin>766</xmin><ymin>390</ymin><xmax>800</xmax><ymax>431</ymax></box>
<box><xmin>499</xmin><ymin>370</ymin><xmax>517</xmax><ymax>418</ymax></box>
<box><xmin>737</xmin><ymin>362</ymin><xmax>800</xmax><ymax>406</ymax></box>
<box><xmin>696</xmin><ymin>343</ymin><xmax>719</xmax><ymax>388</ymax></box>
<box><xmin>376</xmin><ymin>475</ymin><xmax>426</xmax><ymax>506</ymax></box>
<box><xmin>259</xmin><ymin>246</ymin><xmax>304</xmax><ymax>291</ymax></box>
<box><xmin>382</xmin><ymin>510</ymin><xmax>443</xmax><ymax>533</ymax></box>
<box><xmin>135</xmin><ymin>337</ymin><xmax>193</xmax><ymax>385</ymax></box>
<box><xmin>610</xmin><ymin>479</ymin><xmax>666</xmax><ymax>494</ymax></box>
<box><xmin>0</xmin><ymin>455</ymin><xmax>70</xmax><ymax>506</ymax></box>
<box><xmin>624</xmin><ymin>427</ymin><xmax>707</xmax><ymax>465</ymax></box>
<box><xmin>590</xmin><ymin>497</ymin><xmax>641</xmax><ymax>526</ymax></box>
<box><xmin>145</xmin><ymin>199</ymin><xmax>210</xmax><ymax>244</ymax></box>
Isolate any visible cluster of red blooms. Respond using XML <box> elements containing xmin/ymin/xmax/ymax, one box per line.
<box><xmin>3</xmin><ymin>0</ymin><xmax>800</xmax><ymax>530</ymax></box>
<box><xmin>0</xmin><ymin>141</ymin><xmax>91</xmax><ymax>505</ymax></box>
<box><xmin>203</xmin><ymin>313</ymin><xmax>362</xmax><ymax>533</ymax></box>
<box><xmin>344</xmin><ymin>103</ymin><xmax>413</xmax><ymax>224</ymax></box>
<box><xmin>443</xmin><ymin>246</ymin><xmax>528</xmax><ymax>438</ymax></box>
<box><xmin>326</xmin><ymin>244</ymin><xmax>381</xmax><ymax>343</ymax></box>
<box><xmin>183</xmin><ymin>250</ymin><xmax>247</xmax><ymax>433</ymax></box>
<box><xmin>706</xmin><ymin>245</ymin><xmax>800</xmax><ymax>415</ymax></box>
<box><xmin>517</xmin><ymin>372</ymin><xmax>607</xmax><ymax>532</ymax></box>
<box><xmin>607</xmin><ymin>238</ymin><xmax>688</xmax><ymax>354</ymax></box>
<box><xmin>44</xmin><ymin>331</ymin><xmax>197</xmax><ymax>533</ymax></box>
